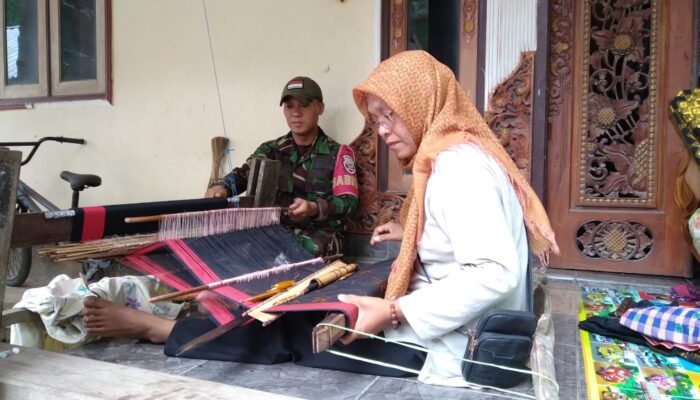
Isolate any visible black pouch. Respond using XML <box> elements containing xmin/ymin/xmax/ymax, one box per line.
<box><xmin>461</xmin><ymin>309</ymin><xmax>537</xmax><ymax>388</ymax></box>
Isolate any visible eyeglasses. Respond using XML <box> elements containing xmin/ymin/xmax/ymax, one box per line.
<box><xmin>368</xmin><ymin>111</ymin><xmax>394</xmax><ymax>131</ymax></box>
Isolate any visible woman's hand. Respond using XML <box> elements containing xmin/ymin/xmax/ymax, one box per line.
<box><xmin>287</xmin><ymin>198</ymin><xmax>319</xmax><ymax>222</ymax></box>
<box><xmin>337</xmin><ymin>294</ymin><xmax>392</xmax><ymax>344</ymax></box>
<box><xmin>370</xmin><ymin>221</ymin><xmax>404</xmax><ymax>245</ymax></box>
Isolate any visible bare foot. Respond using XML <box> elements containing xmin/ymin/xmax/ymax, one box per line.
<box><xmin>82</xmin><ymin>297</ymin><xmax>176</xmax><ymax>343</ymax></box>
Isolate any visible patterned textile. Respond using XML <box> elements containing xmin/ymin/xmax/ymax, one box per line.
<box><xmin>620</xmin><ymin>306</ymin><xmax>700</xmax><ymax>345</ymax></box>
<box><xmin>351</xmin><ymin>50</ymin><xmax>558</xmax><ymax>299</ymax></box>
<box><xmin>672</xmin><ymin>283</ymin><xmax>700</xmax><ymax>302</ymax></box>
<box><xmin>644</xmin><ymin>336</ymin><xmax>700</xmax><ymax>352</ymax></box>
<box><xmin>669</xmin><ymin>88</ymin><xmax>700</xmax><ymax>166</ymax></box>
<box><xmin>219</xmin><ymin>129</ymin><xmax>358</xmax><ymax>256</ymax></box>
<box><xmin>689</xmin><ymin>209</ymin><xmax>700</xmax><ymax>258</ymax></box>
<box><xmin>123</xmin><ymin>225</ymin><xmax>391</xmax><ymax>328</ymax></box>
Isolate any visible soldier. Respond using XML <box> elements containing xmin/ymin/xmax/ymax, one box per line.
<box><xmin>206</xmin><ymin>76</ymin><xmax>359</xmax><ymax>256</ymax></box>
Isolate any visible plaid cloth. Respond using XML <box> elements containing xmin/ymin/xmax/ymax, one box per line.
<box><xmin>620</xmin><ymin>306</ymin><xmax>700</xmax><ymax>345</ymax></box>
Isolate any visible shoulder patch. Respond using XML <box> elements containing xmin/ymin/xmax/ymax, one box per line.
<box><xmin>332</xmin><ymin>145</ymin><xmax>358</xmax><ymax>197</ymax></box>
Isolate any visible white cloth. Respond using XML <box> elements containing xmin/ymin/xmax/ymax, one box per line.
<box><xmin>385</xmin><ymin>144</ymin><xmax>529</xmax><ymax>387</ymax></box>
<box><xmin>10</xmin><ymin>275</ymin><xmax>183</xmax><ymax>347</ymax></box>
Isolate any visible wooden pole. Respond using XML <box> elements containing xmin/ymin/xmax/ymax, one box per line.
<box><xmin>0</xmin><ymin>150</ymin><xmax>22</xmax><ymax>340</ymax></box>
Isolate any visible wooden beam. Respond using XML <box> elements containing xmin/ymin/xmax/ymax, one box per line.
<box><xmin>0</xmin><ymin>150</ymin><xmax>21</xmax><ymax>340</ymax></box>
<box><xmin>246</xmin><ymin>158</ymin><xmax>280</xmax><ymax>208</ymax></box>
<box><xmin>10</xmin><ymin>196</ymin><xmax>257</xmax><ymax>249</ymax></box>
<box><xmin>2</xmin><ymin>308</ymin><xmax>41</xmax><ymax>328</ymax></box>
<box><xmin>11</xmin><ymin>212</ymin><xmax>73</xmax><ymax>248</ymax></box>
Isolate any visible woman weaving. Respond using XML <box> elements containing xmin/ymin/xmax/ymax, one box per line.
<box><xmin>334</xmin><ymin>50</ymin><xmax>559</xmax><ymax>386</ymax></box>
<box><xmin>81</xmin><ymin>51</ymin><xmax>557</xmax><ymax>386</ymax></box>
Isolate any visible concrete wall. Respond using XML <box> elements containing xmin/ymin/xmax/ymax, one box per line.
<box><xmin>1</xmin><ymin>0</ymin><xmax>379</xmax><ymax>208</ymax></box>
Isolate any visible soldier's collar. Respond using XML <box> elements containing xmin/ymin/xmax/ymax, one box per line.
<box><xmin>312</xmin><ymin>128</ymin><xmax>330</xmax><ymax>155</ymax></box>
<box><xmin>279</xmin><ymin>128</ymin><xmax>329</xmax><ymax>155</ymax></box>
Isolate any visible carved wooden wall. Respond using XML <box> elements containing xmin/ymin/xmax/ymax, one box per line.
<box><xmin>485</xmin><ymin>52</ymin><xmax>535</xmax><ymax>181</ymax></box>
<box><xmin>545</xmin><ymin>0</ymin><xmax>696</xmax><ymax>276</ymax></box>
<box><xmin>347</xmin><ymin>126</ymin><xmax>404</xmax><ymax>233</ymax></box>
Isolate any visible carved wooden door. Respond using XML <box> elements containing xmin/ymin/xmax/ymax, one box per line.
<box><xmin>546</xmin><ymin>0</ymin><xmax>696</xmax><ymax>276</ymax></box>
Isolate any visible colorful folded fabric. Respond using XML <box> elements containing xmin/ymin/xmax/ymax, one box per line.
<box><xmin>644</xmin><ymin>336</ymin><xmax>700</xmax><ymax>352</ymax></box>
<box><xmin>620</xmin><ymin>306</ymin><xmax>700</xmax><ymax>345</ymax></box>
<box><xmin>673</xmin><ymin>283</ymin><xmax>700</xmax><ymax>301</ymax></box>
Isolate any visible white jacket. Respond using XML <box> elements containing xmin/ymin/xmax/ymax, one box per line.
<box><xmin>385</xmin><ymin>143</ymin><xmax>529</xmax><ymax>387</ymax></box>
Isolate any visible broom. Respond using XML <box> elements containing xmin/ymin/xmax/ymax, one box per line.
<box><xmin>207</xmin><ymin>136</ymin><xmax>229</xmax><ymax>193</ymax></box>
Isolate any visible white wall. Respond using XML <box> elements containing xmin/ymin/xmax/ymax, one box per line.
<box><xmin>0</xmin><ymin>0</ymin><xmax>379</xmax><ymax>208</ymax></box>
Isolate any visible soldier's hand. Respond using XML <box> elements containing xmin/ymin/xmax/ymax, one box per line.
<box><xmin>205</xmin><ymin>184</ymin><xmax>228</xmax><ymax>198</ymax></box>
<box><xmin>287</xmin><ymin>198</ymin><xmax>318</xmax><ymax>222</ymax></box>
<box><xmin>370</xmin><ymin>221</ymin><xmax>404</xmax><ymax>245</ymax></box>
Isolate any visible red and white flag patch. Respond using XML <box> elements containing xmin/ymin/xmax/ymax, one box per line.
<box><xmin>287</xmin><ymin>80</ymin><xmax>304</xmax><ymax>90</ymax></box>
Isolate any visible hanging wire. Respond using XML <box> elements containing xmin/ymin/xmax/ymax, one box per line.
<box><xmin>202</xmin><ymin>0</ymin><xmax>238</xmax><ymax>199</ymax></box>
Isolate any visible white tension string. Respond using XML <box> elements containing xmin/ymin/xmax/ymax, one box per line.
<box><xmin>202</xmin><ymin>0</ymin><xmax>237</xmax><ymax>194</ymax></box>
<box><xmin>316</xmin><ymin>322</ymin><xmax>559</xmax><ymax>400</ymax></box>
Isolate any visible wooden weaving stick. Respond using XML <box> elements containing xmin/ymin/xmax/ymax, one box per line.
<box><xmin>148</xmin><ymin>254</ymin><xmax>343</xmax><ymax>303</ymax></box>
<box><xmin>124</xmin><ymin>206</ymin><xmax>288</xmax><ymax>224</ymax></box>
<box><xmin>312</xmin><ymin>313</ymin><xmax>347</xmax><ymax>353</ymax></box>
<box><xmin>176</xmin><ymin>260</ymin><xmax>357</xmax><ymax>355</ymax></box>
<box><xmin>309</xmin><ymin>212</ymin><xmax>396</xmax><ymax>353</ymax></box>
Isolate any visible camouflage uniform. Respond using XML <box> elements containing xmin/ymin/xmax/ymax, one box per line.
<box><xmin>216</xmin><ymin>129</ymin><xmax>358</xmax><ymax>256</ymax></box>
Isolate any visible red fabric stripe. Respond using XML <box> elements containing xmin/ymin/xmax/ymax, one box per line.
<box><xmin>168</xmin><ymin>239</ymin><xmax>220</xmax><ymax>283</ymax></box>
<box><xmin>81</xmin><ymin>207</ymin><xmax>106</xmax><ymax>241</ymax></box>
<box><xmin>167</xmin><ymin>239</ymin><xmax>237</xmax><ymax>324</ymax></box>
<box><xmin>123</xmin><ymin>252</ymin><xmax>234</xmax><ymax>325</ymax></box>
<box><xmin>130</xmin><ymin>241</ymin><xmax>165</xmax><ymax>257</ymax></box>
<box><xmin>122</xmin><ymin>255</ymin><xmax>191</xmax><ymax>292</ymax></box>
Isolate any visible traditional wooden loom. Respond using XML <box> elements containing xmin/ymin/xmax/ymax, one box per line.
<box><xmin>1</xmin><ymin>140</ymin><xmax>368</xmax><ymax>354</ymax></box>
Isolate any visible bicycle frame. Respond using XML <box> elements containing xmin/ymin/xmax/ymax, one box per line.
<box><xmin>16</xmin><ymin>180</ymin><xmax>60</xmax><ymax>213</ymax></box>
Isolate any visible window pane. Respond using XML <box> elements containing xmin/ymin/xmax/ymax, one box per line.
<box><xmin>60</xmin><ymin>0</ymin><xmax>96</xmax><ymax>81</ymax></box>
<box><xmin>406</xmin><ymin>0</ymin><xmax>460</xmax><ymax>77</ymax></box>
<box><xmin>5</xmin><ymin>0</ymin><xmax>39</xmax><ymax>85</ymax></box>
<box><xmin>407</xmin><ymin>0</ymin><xmax>428</xmax><ymax>51</ymax></box>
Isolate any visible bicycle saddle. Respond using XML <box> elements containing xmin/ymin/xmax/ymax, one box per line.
<box><xmin>60</xmin><ymin>171</ymin><xmax>102</xmax><ymax>191</ymax></box>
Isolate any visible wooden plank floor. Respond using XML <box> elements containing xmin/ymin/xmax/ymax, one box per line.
<box><xmin>0</xmin><ymin>343</ymin><xmax>301</xmax><ymax>400</ymax></box>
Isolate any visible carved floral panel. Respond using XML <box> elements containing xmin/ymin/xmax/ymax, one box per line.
<box><xmin>579</xmin><ymin>0</ymin><xmax>657</xmax><ymax>206</ymax></box>
<box><xmin>576</xmin><ymin>219</ymin><xmax>654</xmax><ymax>261</ymax></box>
<box><xmin>547</xmin><ymin>0</ymin><xmax>573</xmax><ymax>121</ymax></box>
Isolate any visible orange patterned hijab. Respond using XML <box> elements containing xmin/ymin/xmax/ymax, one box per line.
<box><xmin>353</xmin><ymin>50</ymin><xmax>559</xmax><ymax>300</ymax></box>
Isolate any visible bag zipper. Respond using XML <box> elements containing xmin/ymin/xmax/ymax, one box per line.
<box><xmin>468</xmin><ymin>329</ymin><xmax>478</xmax><ymax>359</ymax></box>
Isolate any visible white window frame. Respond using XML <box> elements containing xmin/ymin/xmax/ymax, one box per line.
<box><xmin>0</xmin><ymin>0</ymin><xmax>107</xmax><ymax>103</ymax></box>
<box><xmin>0</xmin><ymin>0</ymin><xmax>48</xmax><ymax>99</ymax></box>
<box><xmin>49</xmin><ymin>0</ymin><xmax>105</xmax><ymax>96</ymax></box>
